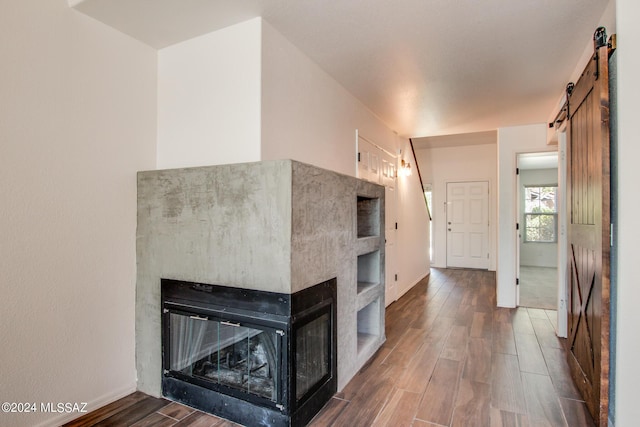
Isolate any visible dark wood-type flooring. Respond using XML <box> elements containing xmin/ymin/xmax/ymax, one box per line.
<box><xmin>64</xmin><ymin>268</ymin><xmax>593</xmax><ymax>427</ymax></box>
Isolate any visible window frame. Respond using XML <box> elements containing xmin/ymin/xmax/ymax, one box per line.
<box><xmin>523</xmin><ymin>185</ymin><xmax>558</xmax><ymax>243</ymax></box>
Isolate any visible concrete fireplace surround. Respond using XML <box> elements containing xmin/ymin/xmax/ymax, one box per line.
<box><xmin>136</xmin><ymin>160</ymin><xmax>385</xmax><ymax>398</ymax></box>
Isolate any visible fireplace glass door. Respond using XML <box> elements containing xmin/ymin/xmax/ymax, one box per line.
<box><xmin>295</xmin><ymin>312</ymin><xmax>330</xmax><ymax>400</ymax></box>
<box><xmin>167</xmin><ymin>312</ymin><xmax>281</xmax><ymax>402</ymax></box>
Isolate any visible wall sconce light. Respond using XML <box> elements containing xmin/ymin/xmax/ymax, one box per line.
<box><xmin>400</xmin><ymin>159</ymin><xmax>412</xmax><ymax>177</ymax></box>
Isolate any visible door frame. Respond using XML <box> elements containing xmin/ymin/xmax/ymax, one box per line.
<box><xmin>557</xmin><ymin>132</ymin><xmax>568</xmax><ymax>338</ymax></box>
<box><xmin>514</xmin><ymin>150</ymin><xmax>567</xmax><ymax>337</ymax></box>
<box><xmin>516</xmin><ymin>161</ymin><xmax>521</xmax><ymax>307</ymax></box>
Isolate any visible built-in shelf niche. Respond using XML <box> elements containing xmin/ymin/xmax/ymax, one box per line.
<box><xmin>357</xmin><ymin>298</ymin><xmax>381</xmax><ymax>355</ymax></box>
<box><xmin>357</xmin><ymin>250</ymin><xmax>380</xmax><ymax>296</ymax></box>
<box><xmin>357</xmin><ymin>196</ymin><xmax>380</xmax><ymax>238</ymax></box>
<box><xmin>355</xmin><ymin>192</ymin><xmax>384</xmax><ymax>364</ymax></box>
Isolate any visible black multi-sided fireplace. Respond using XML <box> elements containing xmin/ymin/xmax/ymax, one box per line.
<box><xmin>161</xmin><ymin>278</ymin><xmax>337</xmax><ymax>427</ymax></box>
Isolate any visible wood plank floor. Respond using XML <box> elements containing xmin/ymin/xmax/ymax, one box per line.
<box><xmin>65</xmin><ymin>268</ymin><xmax>593</xmax><ymax>427</ymax></box>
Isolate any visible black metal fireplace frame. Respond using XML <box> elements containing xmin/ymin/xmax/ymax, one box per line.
<box><xmin>161</xmin><ymin>278</ymin><xmax>337</xmax><ymax>427</ymax></box>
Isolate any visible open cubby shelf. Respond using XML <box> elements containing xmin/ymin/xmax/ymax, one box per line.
<box><xmin>356</xmin><ymin>298</ymin><xmax>381</xmax><ymax>355</ymax></box>
<box><xmin>357</xmin><ymin>332</ymin><xmax>379</xmax><ymax>355</ymax></box>
<box><xmin>357</xmin><ymin>250</ymin><xmax>380</xmax><ymax>292</ymax></box>
<box><xmin>356</xmin><ymin>196</ymin><xmax>380</xmax><ymax>238</ymax></box>
<box><xmin>357</xmin><ymin>281</ymin><xmax>378</xmax><ymax>295</ymax></box>
<box><xmin>354</xmin><ymin>192</ymin><xmax>384</xmax><ymax>362</ymax></box>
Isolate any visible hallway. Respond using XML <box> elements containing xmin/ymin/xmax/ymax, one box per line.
<box><xmin>310</xmin><ymin>268</ymin><xmax>593</xmax><ymax>426</ymax></box>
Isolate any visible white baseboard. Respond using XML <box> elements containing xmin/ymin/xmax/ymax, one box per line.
<box><xmin>396</xmin><ymin>270</ymin><xmax>430</xmax><ymax>300</ymax></box>
<box><xmin>33</xmin><ymin>381</ymin><xmax>137</xmax><ymax>427</ymax></box>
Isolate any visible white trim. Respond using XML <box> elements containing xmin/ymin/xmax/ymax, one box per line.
<box><xmin>556</xmin><ymin>132</ymin><xmax>568</xmax><ymax>338</ymax></box>
<box><xmin>396</xmin><ymin>271</ymin><xmax>430</xmax><ymax>301</ymax></box>
<box><xmin>33</xmin><ymin>382</ymin><xmax>138</xmax><ymax>427</ymax></box>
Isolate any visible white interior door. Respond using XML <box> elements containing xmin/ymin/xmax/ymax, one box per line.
<box><xmin>357</xmin><ymin>132</ymin><xmax>397</xmax><ymax>305</ymax></box>
<box><xmin>384</xmin><ymin>184</ymin><xmax>397</xmax><ymax>306</ymax></box>
<box><xmin>379</xmin><ymin>147</ymin><xmax>397</xmax><ymax>306</ymax></box>
<box><xmin>446</xmin><ymin>181</ymin><xmax>489</xmax><ymax>269</ymax></box>
<box><xmin>357</xmin><ymin>135</ymin><xmax>380</xmax><ymax>184</ymax></box>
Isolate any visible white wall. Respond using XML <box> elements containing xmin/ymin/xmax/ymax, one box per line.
<box><xmin>260</xmin><ymin>20</ymin><xmax>399</xmax><ymax>175</ymax></box>
<box><xmin>496</xmin><ymin>124</ymin><xmax>554</xmax><ymax>307</ymax></box>
<box><xmin>0</xmin><ymin>1</ymin><xmax>157</xmax><ymax>426</ymax></box>
<box><xmin>157</xmin><ymin>17</ymin><xmax>405</xmax><ymax>176</ymax></box>
<box><xmin>157</xmin><ymin>18</ymin><xmax>262</xmax><ymax>169</ymax></box>
<box><xmin>396</xmin><ymin>140</ymin><xmax>431</xmax><ymax>297</ymax></box>
<box><xmin>519</xmin><ymin>168</ymin><xmax>559</xmax><ymax>268</ymax></box>
<box><xmin>614</xmin><ymin>0</ymin><xmax>640</xmax><ymax>424</ymax></box>
<box><xmin>414</xmin><ymin>143</ymin><xmax>497</xmax><ymax>270</ymax></box>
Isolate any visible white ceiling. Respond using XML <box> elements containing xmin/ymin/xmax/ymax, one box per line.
<box><xmin>412</xmin><ymin>130</ymin><xmax>497</xmax><ymax>150</ymax></box>
<box><xmin>71</xmin><ymin>0</ymin><xmax>611</xmax><ymax>138</ymax></box>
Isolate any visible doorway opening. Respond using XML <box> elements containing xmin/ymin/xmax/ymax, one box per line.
<box><xmin>516</xmin><ymin>152</ymin><xmax>563</xmax><ymax>313</ymax></box>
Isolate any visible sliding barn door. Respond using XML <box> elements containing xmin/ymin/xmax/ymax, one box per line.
<box><xmin>566</xmin><ymin>28</ymin><xmax>611</xmax><ymax>426</ymax></box>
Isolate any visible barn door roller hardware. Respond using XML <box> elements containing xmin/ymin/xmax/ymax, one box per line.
<box><xmin>593</xmin><ymin>27</ymin><xmax>607</xmax><ymax>80</ymax></box>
